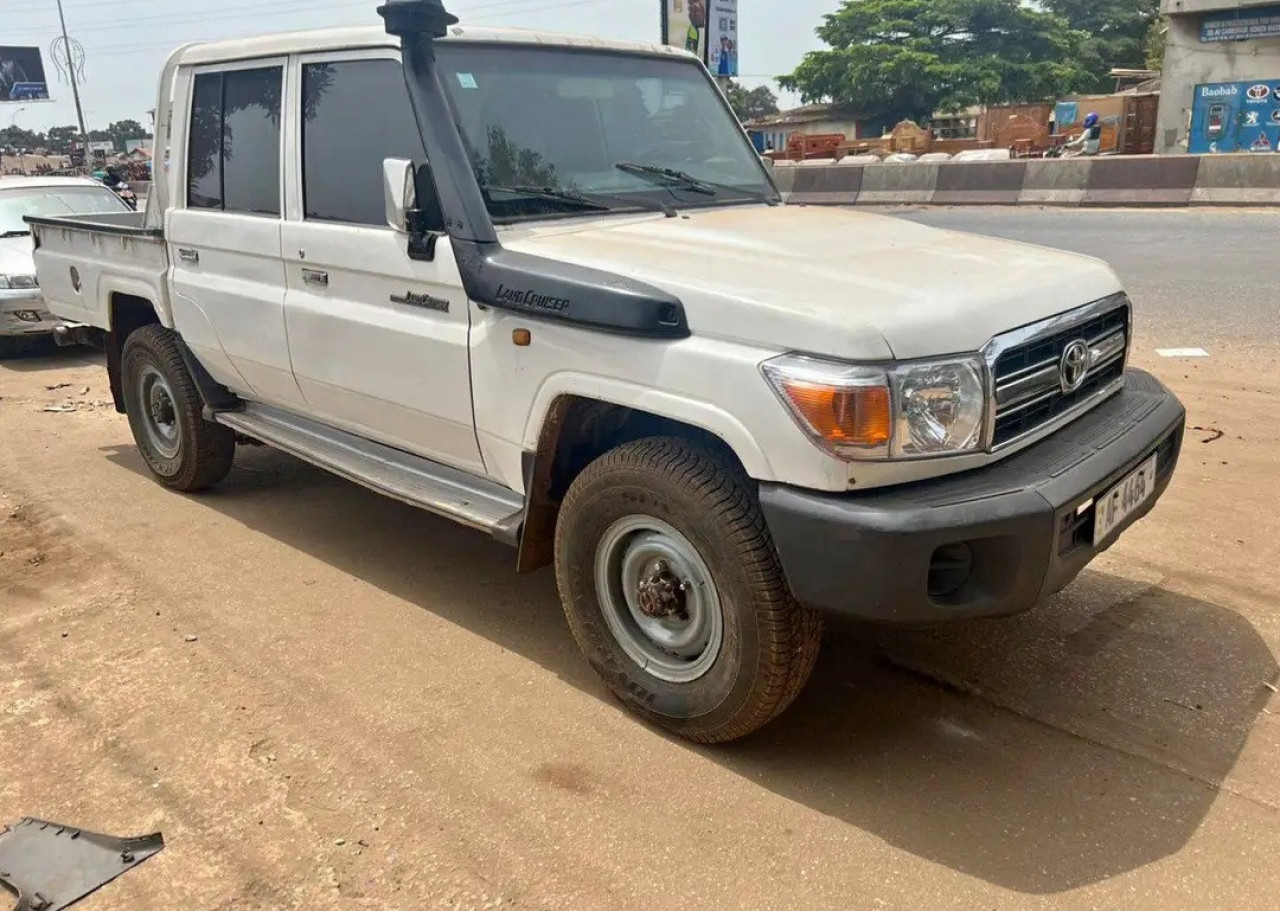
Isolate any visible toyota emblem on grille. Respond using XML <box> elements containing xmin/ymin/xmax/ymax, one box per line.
<box><xmin>1059</xmin><ymin>339</ymin><xmax>1092</xmax><ymax>393</ymax></box>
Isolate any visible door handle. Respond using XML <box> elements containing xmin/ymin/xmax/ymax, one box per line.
<box><xmin>177</xmin><ymin>248</ymin><xmax>199</xmax><ymax>265</ymax></box>
<box><xmin>302</xmin><ymin>268</ymin><xmax>329</xmax><ymax>288</ymax></box>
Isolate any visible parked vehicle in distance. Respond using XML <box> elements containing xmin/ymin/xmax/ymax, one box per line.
<box><xmin>0</xmin><ymin>175</ymin><xmax>133</xmax><ymax>357</ymax></box>
<box><xmin>25</xmin><ymin>0</ymin><xmax>1186</xmax><ymax>744</ymax></box>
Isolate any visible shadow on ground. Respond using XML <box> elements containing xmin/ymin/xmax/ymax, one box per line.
<box><xmin>0</xmin><ymin>342</ymin><xmax>104</xmax><ymax>371</ymax></box>
<box><xmin>104</xmin><ymin>442</ymin><xmax>1278</xmax><ymax>894</ymax></box>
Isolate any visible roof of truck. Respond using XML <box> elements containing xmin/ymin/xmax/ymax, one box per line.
<box><xmin>175</xmin><ymin>24</ymin><xmax>694</xmax><ymax>67</ymax></box>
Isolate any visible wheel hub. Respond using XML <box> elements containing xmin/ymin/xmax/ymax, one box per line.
<box><xmin>636</xmin><ymin>560</ymin><xmax>689</xmax><ymax>621</ymax></box>
<box><xmin>594</xmin><ymin>516</ymin><xmax>724</xmax><ymax>684</ymax></box>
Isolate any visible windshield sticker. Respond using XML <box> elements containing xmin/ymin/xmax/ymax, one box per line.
<box><xmin>457</xmin><ymin>73</ymin><xmax>478</xmax><ymax>90</ymax></box>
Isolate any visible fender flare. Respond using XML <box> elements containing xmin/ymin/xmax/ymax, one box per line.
<box><xmin>522</xmin><ymin>373</ymin><xmax>776</xmax><ymax>482</ymax></box>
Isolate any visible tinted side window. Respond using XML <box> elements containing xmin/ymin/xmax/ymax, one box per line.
<box><xmin>185</xmin><ymin>66</ymin><xmax>282</xmax><ymax>215</ymax></box>
<box><xmin>302</xmin><ymin>59</ymin><xmax>432</xmax><ymax>225</ymax></box>
<box><xmin>223</xmin><ymin>68</ymin><xmax>282</xmax><ymax>215</ymax></box>
<box><xmin>187</xmin><ymin>73</ymin><xmax>223</xmax><ymax>209</ymax></box>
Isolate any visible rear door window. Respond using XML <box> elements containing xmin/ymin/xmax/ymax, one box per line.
<box><xmin>186</xmin><ymin>66</ymin><xmax>282</xmax><ymax>215</ymax></box>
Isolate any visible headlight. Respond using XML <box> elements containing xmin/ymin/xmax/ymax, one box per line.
<box><xmin>763</xmin><ymin>353</ymin><xmax>987</xmax><ymax>460</ymax></box>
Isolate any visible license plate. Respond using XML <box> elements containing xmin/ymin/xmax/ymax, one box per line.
<box><xmin>1093</xmin><ymin>454</ymin><xmax>1159</xmax><ymax>546</ymax></box>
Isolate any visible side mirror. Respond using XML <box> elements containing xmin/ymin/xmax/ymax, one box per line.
<box><xmin>382</xmin><ymin>157</ymin><xmax>417</xmax><ymax>232</ymax></box>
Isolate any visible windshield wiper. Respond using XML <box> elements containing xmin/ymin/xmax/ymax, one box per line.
<box><xmin>1</xmin><ymin>229</ymin><xmax>31</xmax><ymax>238</ymax></box>
<box><xmin>616</xmin><ymin>163</ymin><xmax>717</xmax><ymax>196</ymax></box>
<box><xmin>484</xmin><ymin>185</ymin><xmax>611</xmax><ymax>212</ymax></box>
<box><xmin>485</xmin><ymin>184</ymin><xmax>677</xmax><ymax>218</ymax></box>
<box><xmin>616</xmin><ymin>163</ymin><xmax>780</xmax><ymax>205</ymax></box>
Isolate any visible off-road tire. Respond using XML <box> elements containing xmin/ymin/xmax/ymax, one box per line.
<box><xmin>555</xmin><ymin>437</ymin><xmax>824</xmax><ymax>743</ymax></box>
<box><xmin>121</xmin><ymin>324</ymin><xmax>235</xmax><ymax>492</ymax></box>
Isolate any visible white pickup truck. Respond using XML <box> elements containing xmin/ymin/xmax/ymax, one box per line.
<box><xmin>26</xmin><ymin>0</ymin><xmax>1185</xmax><ymax>743</ymax></box>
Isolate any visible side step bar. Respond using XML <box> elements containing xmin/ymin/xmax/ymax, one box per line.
<box><xmin>215</xmin><ymin>405</ymin><xmax>524</xmax><ymax>545</ymax></box>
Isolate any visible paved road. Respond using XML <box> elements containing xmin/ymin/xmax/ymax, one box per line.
<box><xmin>886</xmin><ymin>207</ymin><xmax>1280</xmax><ymax>353</ymax></box>
<box><xmin>2</xmin><ymin>209</ymin><xmax>1278</xmax><ymax>910</ymax></box>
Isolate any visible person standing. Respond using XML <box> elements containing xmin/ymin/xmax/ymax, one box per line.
<box><xmin>685</xmin><ymin>0</ymin><xmax>707</xmax><ymax>57</ymax></box>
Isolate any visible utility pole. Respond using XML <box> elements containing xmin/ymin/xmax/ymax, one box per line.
<box><xmin>54</xmin><ymin>0</ymin><xmax>90</xmax><ymax>170</ymax></box>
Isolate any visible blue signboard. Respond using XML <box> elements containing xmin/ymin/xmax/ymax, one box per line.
<box><xmin>1201</xmin><ymin>4</ymin><xmax>1280</xmax><ymax>42</ymax></box>
<box><xmin>1188</xmin><ymin>80</ymin><xmax>1280</xmax><ymax>154</ymax></box>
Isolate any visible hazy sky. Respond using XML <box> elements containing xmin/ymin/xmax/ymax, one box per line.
<box><xmin>7</xmin><ymin>0</ymin><xmax>835</xmax><ymax>133</ymax></box>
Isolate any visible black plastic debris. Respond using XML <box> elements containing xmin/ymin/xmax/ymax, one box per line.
<box><xmin>0</xmin><ymin>818</ymin><xmax>163</xmax><ymax>911</ymax></box>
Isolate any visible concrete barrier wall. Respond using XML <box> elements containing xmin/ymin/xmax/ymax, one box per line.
<box><xmin>770</xmin><ymin>153</ymin><xmax>1280</xmax><ymax>208</ymax></box>
<box><xmin>1020</xmin><ymin>159</ymin><xmax>1091</xmax><ymax>206</ymax></box>
<box><xmin>933</xmin><ymin>161</ymin><xmax>1027</xmax><ymax>205</ymax></box>
<box><xmin>787</xmin><ymin>164</ymin><xmax>862</xmax><ymax>205</ymax></box>
<box><xmin>1191</xmin><ymin>156</ymin><xmax>1280</xmax><ymax>207</ymax></box>
<box><xmin>1083</xmin><ymin>156</ymin><xmax>1201</xmax><ymax>207</ymax></box>
<box><xmin>856</xmin><ymin>163</ymin><xmax>940</xmax><ymax>205</ymax></box>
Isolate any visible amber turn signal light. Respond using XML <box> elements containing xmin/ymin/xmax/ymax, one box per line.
<box><xmin>777</xmin><ymin>379</ymin><xmax>892</xmax><ymax>449</ymax></box>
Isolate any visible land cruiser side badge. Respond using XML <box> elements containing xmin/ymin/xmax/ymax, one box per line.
<box><xmin>391</xmin><ymin>291</ymin><xmax>450</xmax><ymax>313</ymax></box>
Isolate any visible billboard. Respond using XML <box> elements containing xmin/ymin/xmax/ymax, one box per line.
<box><xmin>1201</xmin><ymin>3</ymin><xmax>1280</xmax><ymax>43</ymax></box>
<box><xmin>708</xmin><ymin>0</ymin><xmax>739</xmax><ymax>78</ymax></box>
<box><xmin>663</xmin><ymin>0</ymin><xmax>708</xmax><ymax>64</ymax></box>
<box><xmin>1188</xmin><ymin>80</ymin><xmax>1280</xmax><ymax>154</ymax></box>
<box><xmin>0</xmin><ymin>47</ymin><xmax>50</xmax><ymax>102</ymax></box>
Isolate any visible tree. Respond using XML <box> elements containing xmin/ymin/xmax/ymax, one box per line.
<box><xmin>45</xmin><ymin>125</ymin><xmax>79</xmax><ymax>154</ymax></box>
<box><xmin>723</xmin><ymin>81</ymin><xmax>780</xmax><ymax>123</ymax></box>
<box><xmin>106</xmin><ymin>119</ymin><xmax>151</xmax><ymax>151</ymax></box>
<box><xmin>780</xmin><ymin>0</ymin><xmax>1090</xmax><ymax>126</ymax></box>
<box><xmin>1042</xmin><ymin>0</ymin><xmax>1161</xmax><ymax>91</ymax></box>
<box><xmin>0</xmin><ymin>126</ymin><xmax>41</xmax><ymax>151</ymax></box>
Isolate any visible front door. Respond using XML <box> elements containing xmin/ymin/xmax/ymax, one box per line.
<box><xmin>167</xmin><ymin>60</ymin><xmax>304</xmax><ymax>409</ymax></box>
<box><xmin>280</xmin><ymin>51</ymin><xmax>483</xmax><ymax>474</ymax></box>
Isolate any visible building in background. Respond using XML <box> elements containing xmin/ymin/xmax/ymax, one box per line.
<box><xmin>744</xmin><ymin>103</ymin><xmax>870</xmax><ymax>151</ymax></box>
<box><xmin>1157</xmin><ymin>0</ymin><xmax>1280</xmax><ymax>153</ymax></box>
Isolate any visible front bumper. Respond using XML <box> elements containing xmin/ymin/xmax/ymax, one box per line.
<box><xmin>759</xmin><ymin>369</ymin><xmax>1185</xmax><ymax>624</ymax></box>
<box><xmin>0</xmin><ymin>289</ymin><xmax>59</xmax><ymax>338</ymax></box>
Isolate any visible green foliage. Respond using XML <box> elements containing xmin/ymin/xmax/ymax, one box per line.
<box><xmin>1042</xmin><ymin>0</ymin><xmax>1162</xmax><ymax>91</ymax></box>
<box><xmin>723</xmin><ymin>81</ymin><xmax>780</xmax><ymax>122</ymax></box>
<box><xmin>780</xmin><ymin>0</ymin><xmax>1091</xmax><ymax>126</ymax></box>
<box><xmin>1145</xmin><ymin>15</ymin><xmax>1169</xmax><ymax>71</ymax></box>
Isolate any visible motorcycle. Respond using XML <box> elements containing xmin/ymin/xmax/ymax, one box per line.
<box><xmin>112</xmin><ymin>180</ymin><xmax>138</xmax><ymax>211</ymax></box>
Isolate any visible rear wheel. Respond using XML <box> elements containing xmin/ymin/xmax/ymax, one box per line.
<box><xmin>555</xmin><ymin>437</ymin><xmax>823</xmax><ymax>744</ymax></box>
<box><xmin>120</xmin><ymin>324</ymin><xmax>235</xmax><ymax>492</ymax></box>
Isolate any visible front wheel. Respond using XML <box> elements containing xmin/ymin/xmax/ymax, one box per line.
<box><xmin>120</xmin><ymin>324</ymin><xmax>236</xmax><ymax>492</ymax></box>
<box><xmin>555</xmin><ymin>437</ymin><xmax>823</xmax><ymax>743</ymax></box>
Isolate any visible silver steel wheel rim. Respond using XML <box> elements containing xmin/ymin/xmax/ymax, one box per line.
<box><xmin>594</xmin><ymin>515</ymin><xmax>724</xmax><ymax>684</ymax></box>
<box><xmin>138</xmin><ymin>365</ymin><xmax>180</xmax><ymax>460</ymax></box>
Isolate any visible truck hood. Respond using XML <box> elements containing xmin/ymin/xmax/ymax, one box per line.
<box><xmin>500</xmin><ymin>205</ymin><xmax>1123</xmax><ymax>360</ymax></box>
<box><xmin>0</xmin><ymin>235</ymin><xmax>35</xmax><ymax>277</ymax></box>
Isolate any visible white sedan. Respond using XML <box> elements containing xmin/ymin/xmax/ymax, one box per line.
<box><xmin>1</xmin><ymin>175</ymin><xmax>132</xmax><ymax>356</ymax></box>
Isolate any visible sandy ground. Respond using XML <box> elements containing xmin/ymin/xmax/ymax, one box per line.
<box><xmin>2</xmin><ymin>207</ymin><xmax>1279</xmax><ymax>909</ymax></box>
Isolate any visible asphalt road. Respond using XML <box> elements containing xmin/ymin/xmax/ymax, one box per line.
<box><xmin>887</xmin><ymin>207</ymin><xmax>1280</xmax><ymax>353</ymax></box>
<box><xmin>2</xmin><ymin>208</ymin><xmax>1279</xmax><ymax>910</ymax></box>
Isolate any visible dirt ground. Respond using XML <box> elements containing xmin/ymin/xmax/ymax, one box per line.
<box><xmin>1</xmin><ymin>339</ymin><xmax>1277</xmax><ymax>910</ymax></box>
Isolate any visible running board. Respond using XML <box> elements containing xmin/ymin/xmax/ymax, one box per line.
<box><xmin>215</xmin><ymin>405</ymin><xmax>524</xmax><ymax>545</ymax></box>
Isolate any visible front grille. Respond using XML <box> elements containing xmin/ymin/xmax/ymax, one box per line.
<box><xmin>990</xmin><ymin>299</ymin><xmax>1129</xmax><ymax>448</ymax></box>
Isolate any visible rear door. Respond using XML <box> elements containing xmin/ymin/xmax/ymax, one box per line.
<box><xmin>280</xmin><ymin>49</ymin><xmax>483</xmax><ymax>473</ymax></box>
<box><xmin>167</xmin><ymin>60</ymin><xmax>304</xmax><ymax>408</ymax></box>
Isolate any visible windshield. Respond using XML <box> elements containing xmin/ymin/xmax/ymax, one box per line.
<box><xmin>435</xmin><ymin>44</ymin><xmax>776</xmax><ymax>222</ymax></box>
<box><xmin>0</xmin><ymin>185</ymin><xmax>126</xmax><ymax>235</ymax></box>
